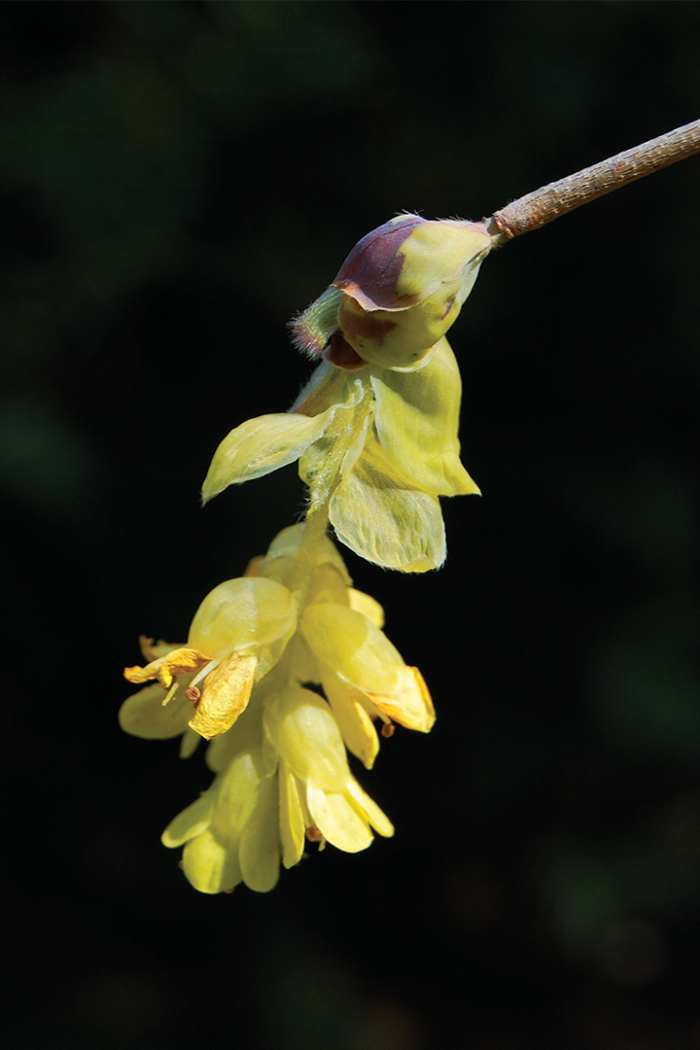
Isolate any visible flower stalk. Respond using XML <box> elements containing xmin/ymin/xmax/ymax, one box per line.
<box><xmin>487</xmin><ymin>117</ymin><xmax>700</xmax><ymax>245</ymax></box>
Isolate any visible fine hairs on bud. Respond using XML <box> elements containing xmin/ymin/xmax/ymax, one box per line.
<box><xmin>289</xmin><ymin>286</ymin><xmax>343</xmax><ymax>359</ymax></box>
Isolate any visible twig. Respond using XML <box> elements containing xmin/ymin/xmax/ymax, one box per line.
<box><xmin>486</xmin><ymin>118</ymin><xmax>700</xmax><ymax>244</ymax></box>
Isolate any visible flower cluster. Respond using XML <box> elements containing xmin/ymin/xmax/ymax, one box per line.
<box><xmin>121</xmin><ymin>525</ymin><xmax>434</xmax><ymax>894</ymax></box>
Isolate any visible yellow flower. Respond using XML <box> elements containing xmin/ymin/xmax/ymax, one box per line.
<box><xmin>122</xmin><ymin>577</ymin><xmax>297</xmax><ymax>740</ymax></box>
<box><xmin>161</xmin><ymin>730</ymin><xmax>281</xmax><ymax>894</ymax></box>
<box><xmin>202</xmin><ymin>338</ymin><xmax>479</xmax><ymax>572</ymax></box>
<box><xmin>265</xmin><ymin>687</ymin><xmax>394</xmax><ymax>864</ymax></box>
<box><xmin>119</xmin><ymin>638</ymin><xmax>202</xmax><ymax>758</ymax></box>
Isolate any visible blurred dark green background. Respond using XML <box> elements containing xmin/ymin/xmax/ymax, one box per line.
<box><xmin>3</xmin><ymin>3</ymin><xmax>700</xmax><ymax>1047</ymax></box>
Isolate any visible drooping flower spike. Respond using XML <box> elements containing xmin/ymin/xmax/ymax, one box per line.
<box><xmin>121</xmin><ymin>525</ymin><xmax>434</xmax><ymax>893</ymax></box>
<box><xmin>121</xmin><ymin>214</ymin><xmax>490</xmax><ymax>894</ymax></box>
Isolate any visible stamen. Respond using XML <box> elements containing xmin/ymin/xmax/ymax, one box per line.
<box><xmin>381</xmin><ymin>722</ymin><xmax>395</xmax><ymax>738</ymax></box>
<box><xmin>189</xmin><ymin>658</ymin><xmax>221</xmax><ymax>691</ymax></box>
<box><xmin>162</xmin><ymin>681</ymin><xmax>179</xmax><ymax>707</ymax></box>
<box><xmin>185</xmin><ymin>686</ymin><xmax>201</xmax><ymax>704</ymax></box>
<box><xmin>305</xmin><ymin>826</ymin><xmax>322</xmax><ymax>842</ymax></box>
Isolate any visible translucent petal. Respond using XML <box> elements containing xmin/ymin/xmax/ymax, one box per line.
<box><xmin>291</xmin><ymin>361</ymin><xmax>361</xmax><ymax>419</ymax></box>
<box><xmin>124</xmin><ymin>647</ymin><xmax>207</xmax><ymax>689</ymax></box>
<box><xmin>202</xmin><ymin>412</ymin><xmax>333</xmax><ymax>501</ymax></box>
<box><xmin>365</xmin><ymin>666</ymin><xmax>436</xmax><ymax>734</ymax></box>
<box><xmin>161</xmin><ymin>793</ymin><xmax>213</xmax><ymax>848</ymax></box>
<box><xmin>181</xmin><ymin>827</ymin><xmax>242</xmax><ymax>894</ymax></box>
<box><xmin>179</xmin><ymin>728</ymin><xmax>201</xmax><ymax>759</ymax></box>
<box><xmin>238</xmin><ymin>773</ymin><xmax>280</xmax><ymax>892</ymax></box>
<box><xmin>279</xmin><ymin>759</ymin><xmax>306</xmax><ymax>869</ymax></box>
<box><xmin>329</xmin><ymin>435</ymin><xmax>447</xmax><ymax>572</ymax></box>
<box><xmin>305</xmin><ymin>563</ymin><xmax>350</xmax><ymax>608</ymax></box>
<box><xmin>264</xmin><ymin>523</ymin><xmax>352</xmax><ymax>585</ymax></box>
<box><xmin>345</xmin><ymin>777</ymin><xmax>394</xmax><ymax>838</ymax></box>
<box><xmin>188</xmin><ymin>577</ymin><xmax>297</xmax><ymax>658</ymax></box>
<box><xmin>188</xmin><ymin>652</ymin><xmax>258</xmax><ymax>740</ymax></box>
<box><xmin>212</xmin><ymin>749</ymin><xmax>264</xmax><ymax>840</ymax></box>
<box><xmin>347</xmin><ymin>588</ymin><xmax>384</xmax><ymax>628</ymax></box>
<box><xmin>306</xmin><ymin>784</ymin><xmax>373</xmax><ymax>853</ymax></box>
<box><xmin>287</xmin><ymin>634</ymin><xmax>321</xmax><ymax>688</ymax></box>
<box><xmin>205</xmin><ymin>685</ymin><xmax>267</xmax><ymax>773</ymax></box>
<box><xmin>119</xmin><ymin>684</ymin><xmax>192</xmax><ymax>740</ymax></box>
<box><xmin>321</xmin><ymin>666</ymin><xmax>379</xmax><ymax>770</ymax></box>
<box><xmin>263</xmin><ymin>687</ymin><xmax>349</xmax><ymax>792</ymax></box>
<box><xmin>370</xmin><ymin>338</ymin><xmax>480</xmax><ymax>497</ymax></box>
<box><xmin>301</xmin><ymin>603</ymin><xmax>402</xmax><ymax>695</ymax></box>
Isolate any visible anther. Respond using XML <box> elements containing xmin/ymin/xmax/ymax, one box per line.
<box><xmin>381</xmin><ymin>722</ymin><xmax>395</xmax><ymax>738</ymax></box>
<box><xmin>185</xmin><ymin>686</ymin><xmax>201</xmax><ymax>704</ymax></box>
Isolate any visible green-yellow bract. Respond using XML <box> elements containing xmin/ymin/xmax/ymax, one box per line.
<box><xmin>203</xmin><ymin>215</ymin><xmax>490</xmax><ymax>572</ymax></box>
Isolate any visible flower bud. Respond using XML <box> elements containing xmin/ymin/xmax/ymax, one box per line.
<box><xmin>293</xmin><ymin>214</ymin><xmax>491</xmax><ymax>372</ymax></box>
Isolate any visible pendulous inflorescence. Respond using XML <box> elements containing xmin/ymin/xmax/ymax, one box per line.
<box><xmin>121</xmin><ymin>213</ymin><xmax>492</xmax><ymax>893</ymax></box>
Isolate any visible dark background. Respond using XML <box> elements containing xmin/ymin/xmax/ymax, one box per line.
<box><xmin>3</xmin><ymin>3</ymin><xmax>700</xmax><ymax>1048</ymax></box>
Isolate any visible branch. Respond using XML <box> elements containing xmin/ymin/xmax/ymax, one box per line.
<box><xmin>486</xmin><ymin>118</ymin><xmax>700</xmax><ymax>244</ymax></box>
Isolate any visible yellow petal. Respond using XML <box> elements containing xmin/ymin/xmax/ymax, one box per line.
<box><xmin>239</xmin><ymin>773</ymin><xmax>280</xmax><ymax>892</ymax></box>
<box><xmin>188</xmin><ymin>577</ymin><xmax>297</xmax><ymax>659</ymax></box>
<box><xmin>123</xmin><ymin>647</ymin><xmax>208</xmax><ymax>689</ymax></box>
<box><xmin>188</xmin><ymin>652</ymin><xmax>258</xmax><ymax>740</ymax></box>
<box><xmin>301</xmin><ymin>603</ymin><xmax>402</xmax><ymax>695</ymax></box>
<box><xmin>263</xmin><ymin>523</ymin><xmax>352</xmax><ymax>586</ymax></box>
<box><xmin>286</xmin><ymin>633</ymin><xmax>322</xmax><ymax>688</ymax></box>
<box><xmin>204</xmin><ymin>684</ymin><xmax>267</xmax><ymax>773</ymax></box>
<box><xmin>181</xmin><ymin>827</ymin><xmax>242</xmax><ymax>894</ymax></box>
<box><xmin>279</xmin><ymin>759</ymin><xmax>306</xmax><ymax>869</ymax></box>
<box><xmin>212</xmin><ymin>749</ymin><xmax>263</xmax><ymax>840</ymax></box>
<box><xmin>305</xmin><ymin>563</ymin><xmax>350</xmax><ymax>608</ymax></box>
<box><xmin>347</xmin><ymin>588</ymin><xmax>384</xmax><ymax>628</ymax></box>
<box><xmin>179</xmin><ymin>728</ymin><xmax>201</xmax><ymax>759</ymax></box>
<box><xmin>306</xmin><ymin>783</ymin><xmax>373</xmax><ymax>853</ymax></box>
<box><xmin>297</xmin><ymin>378</ymin><xmax>368</xmax><ymax>493</ymax></box>
<box><xmin>345</xmin><ymin>777</ymin><xmax>394</xmax><ymax>838</ymax></box>
<box><xmin>119</xmin><ymin>683</ymin><xmax>192</xmax><ymax>740</ymax></box>
<box><xmin>320</xmin><ymin>665</ymin><xmax>380</xmax><ymax>770</ymax></box>
<box><xmin>364</xmin><ymin>666</ymin><xmax>436</xmax><ymax>734</ymax></box>
<box><xmin>161</xmin><ymin>793</ymin><xmax>213</xmax><ymax>848</ymax></box>
<box><xmin>263</xmin><ymin>687</ymin><xmax>349</xmax><ymax>792</ymax></box>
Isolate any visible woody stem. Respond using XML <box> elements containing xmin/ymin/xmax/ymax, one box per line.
<box><xmin>486</xmin><ymin>118</ymin><xmax>700</xmax><ymax>245</ymax></box>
